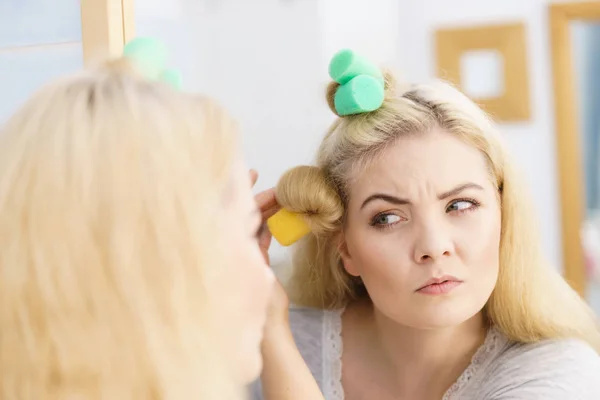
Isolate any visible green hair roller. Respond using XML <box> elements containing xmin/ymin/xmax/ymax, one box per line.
<box><xmin>122</xmin><ymin>37</ymin><xmax>183</xmax><ymax>90</ymax></box>
<box><xmin>328</xmin><ymin>49</ymin><xmax>385</xmax><ymax>116</ymax></box>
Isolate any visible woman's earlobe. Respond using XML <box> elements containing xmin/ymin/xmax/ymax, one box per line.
<box><xmin>338</xmin><ymin>239</ymin><xmax>361</xmax><ymax>277</ymax></box>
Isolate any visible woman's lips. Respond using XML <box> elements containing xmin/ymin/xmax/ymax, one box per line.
<box><xmin>416</xmin><ymin>277</ymin><xmax>463</xmax><ymax>295</ymax></box>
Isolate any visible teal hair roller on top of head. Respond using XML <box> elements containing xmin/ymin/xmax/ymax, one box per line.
<box><xmin>160</xmin><ymin>68</ymin><xmax>183</xmax><ymax>90</ymax></box>
<box><xmin>122</xmin><ymin>37</ymin><xmax>183</xmax><ymax>90</ymax></box>
<box><xmin>328</xmin><ymin>49</ymin><xmax>385</xmax><ymax>116</ymax></box>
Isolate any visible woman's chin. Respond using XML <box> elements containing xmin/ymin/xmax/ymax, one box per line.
<box><xmin>412</xmin><ymin>316</ymin><xmax>470</xmax><ymax>330</ymax></box>
<box><xmin>390</xmin><ymin>302</ymin><xmax>484</xmax><ymax>330</ymax></box>
<box><xmin>415</xmin><ymin>306</ymin><xmax>485</xmax><ymax>330</ymax></box>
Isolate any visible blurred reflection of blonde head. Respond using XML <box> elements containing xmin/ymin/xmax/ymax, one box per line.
<box><xmin>0</xmin><ymin>59</ymin><xmax>250</xmax><ymax>399</ymax></box>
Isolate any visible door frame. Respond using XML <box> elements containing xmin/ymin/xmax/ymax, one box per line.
<box><xmin>80</xmin><ymin>0</ymin><xmax>135</xmax><ymax>64</ymax></box>
<box><xmin>550</xmin><ymin>1</ymin><xmax>600</xmax><ymax>296</ymax></box>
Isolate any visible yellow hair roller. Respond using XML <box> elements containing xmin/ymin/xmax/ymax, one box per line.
<box><xmin>267</xmin><ymin>209</ymin><xmax>311</xmax><ymax>247</ymax></box>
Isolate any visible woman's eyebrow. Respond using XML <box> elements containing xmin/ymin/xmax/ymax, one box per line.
<box><xmin>360</xmin><ymin>182</ymin><xmax>484</xmax><ymax>210</ymax></box>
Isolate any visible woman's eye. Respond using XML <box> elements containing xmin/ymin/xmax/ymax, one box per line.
<box><xmin>372</xmin><ymin>213</ymin><xmax>402</xmax><ymax>226</ymax></box>
<box><xmin>447</xmin><ymin>199</ymin><xmax>477</xmax><ymax>213</ymax></box>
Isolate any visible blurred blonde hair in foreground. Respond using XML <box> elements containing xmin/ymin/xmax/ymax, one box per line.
<box><xmin>0</xmin><ymin>59</ymin><xmax>243</xmax><ymax>399</ymax></box>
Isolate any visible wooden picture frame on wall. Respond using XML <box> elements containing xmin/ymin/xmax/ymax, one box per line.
<box><xmin>435</xmin><ymin>23</ymin><xmax>530</xmax><ymax>122</ymax></box>
<box><xmin>80</xmin><ymin>0</ymin><xmax>136</xmax><ymax>65</ymax></box>
<box><xmin>550</xmin><ymin>1</ymin><xmax>600</xmax><ymax>297</ymax></box>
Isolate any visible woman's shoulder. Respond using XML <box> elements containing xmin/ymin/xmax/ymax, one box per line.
<box><xmin>289</xmin><ymin>305</ymin><xmax>344</xmax><ymax>366</ymax></box>
<box><xmin>289</xmin><ymin>304</ymin><xmax>328</xmax><ymax>323</ymax></box>
<box><xmin>477</xmin><ymin>333</ymin><xmax>600</xmax><ymax>399</ymax></box>
<box><xmin>288</xmin><ymin>304</ymin><xmax>342</xmax><ymax>342</ymax></box>
<box><xmin>497</xmin><ymin>336</ymin><xmax>600</xmax><ymax>373</ymax></box>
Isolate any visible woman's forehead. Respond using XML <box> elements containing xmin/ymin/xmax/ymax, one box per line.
<box><xmin>348</xmin><ymin>131</ymin><xmax>492</xmax><ymax>198</ymax></box>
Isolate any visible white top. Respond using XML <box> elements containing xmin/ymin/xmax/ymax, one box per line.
<box><xmin>250</xmin><ymin>306</ymin><xmax>600</xmax><ymax>399</ymax></box>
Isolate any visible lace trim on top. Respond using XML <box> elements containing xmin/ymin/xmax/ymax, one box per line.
<box><xmin>442</xmin><ymin>327</ymin><xmax>502</xmax><ymax>399</ymax></box>
<box><xmin>323</xmin><ymin>308</ymin><xmax>344</xmax><ymax>400</ymax></box>
<box><xmin>323</xmin><ymin>309</ymin><xmax>502</xmax><ymax>400</ymax></box>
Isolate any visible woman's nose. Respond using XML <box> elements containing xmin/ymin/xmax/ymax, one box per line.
<box><xmin>412</xmin><ymin>222</ymin><xmax>453</xmax><ymax>264</ymax></box>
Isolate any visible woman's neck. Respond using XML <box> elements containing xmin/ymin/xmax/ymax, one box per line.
<box><xmin>344</xmin><ymin>299</ymin><xmax>488</xmax><ymax>399</ymax></box>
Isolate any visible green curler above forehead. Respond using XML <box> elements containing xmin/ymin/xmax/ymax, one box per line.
<box><xmin>123</xmin><ymin>37</ymin><xmax>168</xmax><ymax>80</ymax></box>
<box><xmin>334</xmin><ymin>75</ymin><xmax>385</xmax><ymax>116</ymax></box>
<box><xmin>123</xmin><ymin>37</ymin><xmax>183</xmax><ymax>90</ymax></box>
<box><xmin>160</xmin><ymin>68</ymin><xmax>183</xmax><ymax>91</ymax></box>
<box><xmin>328</xmin><ymin>49</ymin><xmax>385</xmax><ymax>116</ymax></box>
<box><xmin>328</xmin><ymin>49</ymin><xmax>385</xmax><ymax>86</ymax></box>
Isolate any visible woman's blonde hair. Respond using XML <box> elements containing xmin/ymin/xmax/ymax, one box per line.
<box><xmin>0</xmin><ymin>59</ymin><xmax>244</xmax><ymax>399</ymax></box>
<box><xmin>277</xmin><ymin>71</ymin><xmax>600</xmax><ymax>352</ymax></box>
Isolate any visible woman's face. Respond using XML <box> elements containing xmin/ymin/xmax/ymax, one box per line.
<box><xmin>341</xmin><ymin>129</ymin><xmax>501</xmax><ymax>329</ymax></box>
<box><xmin>210</xmin><ymin>157</ymin><xmax>274</xmax><ymax>384</ymax></box>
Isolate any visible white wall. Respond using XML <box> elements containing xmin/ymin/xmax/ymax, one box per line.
<box><xmin>396</xmin><ymin>0</ymin><xmax>568</xmax><ymax>270</ymax></box>
<box><xmin>319</xmin><ymin>0</ymin><xmax>401</xmax><ymax>66</ymax></box>
<box><xmin>0</xmin><ymin>0</ymin><xmax>83</xmax><ymax>122</ymax></box>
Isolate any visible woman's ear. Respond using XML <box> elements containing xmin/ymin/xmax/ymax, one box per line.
<box><xmin>338</xmin><ymin>233</ymin><xmax>361</xmax><ymax>277</ymax></box>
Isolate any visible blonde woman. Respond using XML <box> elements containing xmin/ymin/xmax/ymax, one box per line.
<box><xmin>252</xmin><ymin>50</ymin><xmax>600</xmax><ymax>399</ymax></box>
<box><xmin>0</xmin><ymin>55</ymin><xmax>273</xmax><ymax>399</ymax></box>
